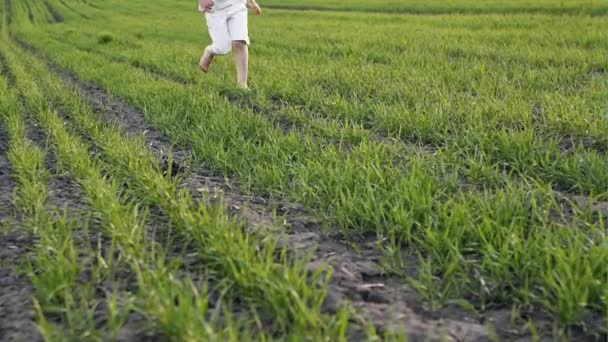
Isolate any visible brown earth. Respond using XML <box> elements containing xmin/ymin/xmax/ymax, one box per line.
<box><xmin>0</xmin><ymin>117</ymin><xmax>43</xmax><ymax>342</ymax></box>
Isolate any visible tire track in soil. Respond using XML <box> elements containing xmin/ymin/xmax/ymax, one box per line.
<box><xmin>25</xmin><ymin>119</ymin><xmax>89</xmax><ymax>217</ymax></box>
<box><xmin>14</xmin><ymin>39</ymin><xmax>507</xmax><ymax>342</ymax></box>
<box><xmin>0</xmin><ymin>230</ymin><xmax>43</xmax><ymax>342</ymax></box>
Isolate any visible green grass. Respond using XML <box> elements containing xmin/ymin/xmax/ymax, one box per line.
<box><xmin>2</xmin><ymin>36</ymin><xmax>356</xmax><ymax>339</ymax></box>
<box><xmin>1</xmin><ymin>0</ymin><xmax>607</xmax><ymax>339</ymax></box>
<box><xmin>3</xmin><ymin>39</ymin><xmax>239</xmax><ymax>339</ymax></box>
<box><xmin>14</xmin><ymin>37</ymin><xmax>351</xmax><ymax>337</ymax></box>
<box><xmin>261</xmin><ymin>0</ymin><xmax>608</xmax><ymax>15</ymax></box>
<box><xmin>29</xmin><ymin>5</ymin><xmax>607</xmax><ymax>194</ymax></box>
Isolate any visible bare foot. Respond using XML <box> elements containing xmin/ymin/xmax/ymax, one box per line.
<box><xmin>199</xmin><ymin>49</ymin><xmax>214</xmax><ymax>73</ymax></box>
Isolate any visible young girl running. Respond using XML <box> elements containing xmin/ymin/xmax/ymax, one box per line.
<box><xmin>198</xmin><ymin>0</ymin><xmax>261</xmax><ymax>89</ymax></box>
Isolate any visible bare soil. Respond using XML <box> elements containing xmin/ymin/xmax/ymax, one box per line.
<box><xmin>0</xmin><ymin>233</ymin><xmax>43</xmax><ymax>342</ymax></box>
<box><xmin>0</xmin><ymin>119</ymin><xmax>43</xmax><ymax>342</ymax></box>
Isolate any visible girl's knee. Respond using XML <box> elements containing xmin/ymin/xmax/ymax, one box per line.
<box><xmin>232</xmin><ymin>40</ymin><xmax>247</xmax><ymax>49</ymax></box>
<box><xmin>212</xmin><ymin>41</ymin><xmax>232</xmax><ymax>55</ymax></box>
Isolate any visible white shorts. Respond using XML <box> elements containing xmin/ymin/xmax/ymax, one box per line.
<box><xmin>205</xmin><ymin>4</ymin><xmax>250</xmax><ymax>55</ymax></box>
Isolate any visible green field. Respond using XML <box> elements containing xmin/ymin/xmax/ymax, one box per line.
<box><xmin>262</xmin><ymin>0</ymin><xmax>607</xmax><ymax>15</ymax></box>
<box><xmin>0</xmin><ymin>0</ymin><xmax>606</xmax><ymax>340</ymax></box>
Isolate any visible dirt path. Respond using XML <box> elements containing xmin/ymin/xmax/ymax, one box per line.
<box><xmin>24</xmin><ymin>118</ymin><xmax>89</xmax><ymax>216</ymax></box>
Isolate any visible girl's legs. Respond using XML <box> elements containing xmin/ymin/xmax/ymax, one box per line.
<box><xmin>232</xmin><ymin>40</ymin><xmax>248</xmax><ymax>88</ymax></box>
<box><xmin>199</xmin><ymin>46</ymin><xmax>215</xmax><ymax>73</ymax></box>
<box><xmin>201</xmin><ymin>7</ymin><xmax>250</xmax><ymax>87</ymax></box>
<box><xmin>200</xmin><ymin>12</ymin><xmax>231</xmax><ymax>73</ymax></box>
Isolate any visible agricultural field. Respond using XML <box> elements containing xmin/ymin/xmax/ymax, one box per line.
<box><xmin>0</xmin><ymin>0</ymin><xmax>606</xmax><ymax>340</ymax></box>
<box><xmin>262</xmin><ymin>0</ymin><xmax>608</xmax><ymax>15</ymax></box>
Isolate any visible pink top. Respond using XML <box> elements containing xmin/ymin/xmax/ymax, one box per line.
<box><xmin>198</xmin><ymin>0</ymin><xmax>207</xmax><ymax>12</ymax></box>
<box><xmin>199</xmin><ymin>0</ymin><xmax>244</xmax><ymax>12</ymax></box>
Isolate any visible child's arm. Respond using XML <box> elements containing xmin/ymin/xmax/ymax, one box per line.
<box><xmin>247</xmin><ymin>0</ymin><xmax>261</xmax><ymax>15</ymax></box>
<box><xmin>199</xmin><ymin>0</ymin><xmax>213</xmax><ymax>12</ymax></box>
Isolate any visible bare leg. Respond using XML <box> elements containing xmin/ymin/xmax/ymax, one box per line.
<box><xmin>199</xmin><ymin>46</ymin><xmax>215</xmax><ymax>73</ymax></box>
<box><xmin>232</xmin><ymin>40</ymin><xmax>248</xmax><ymax>88</ymax></box>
